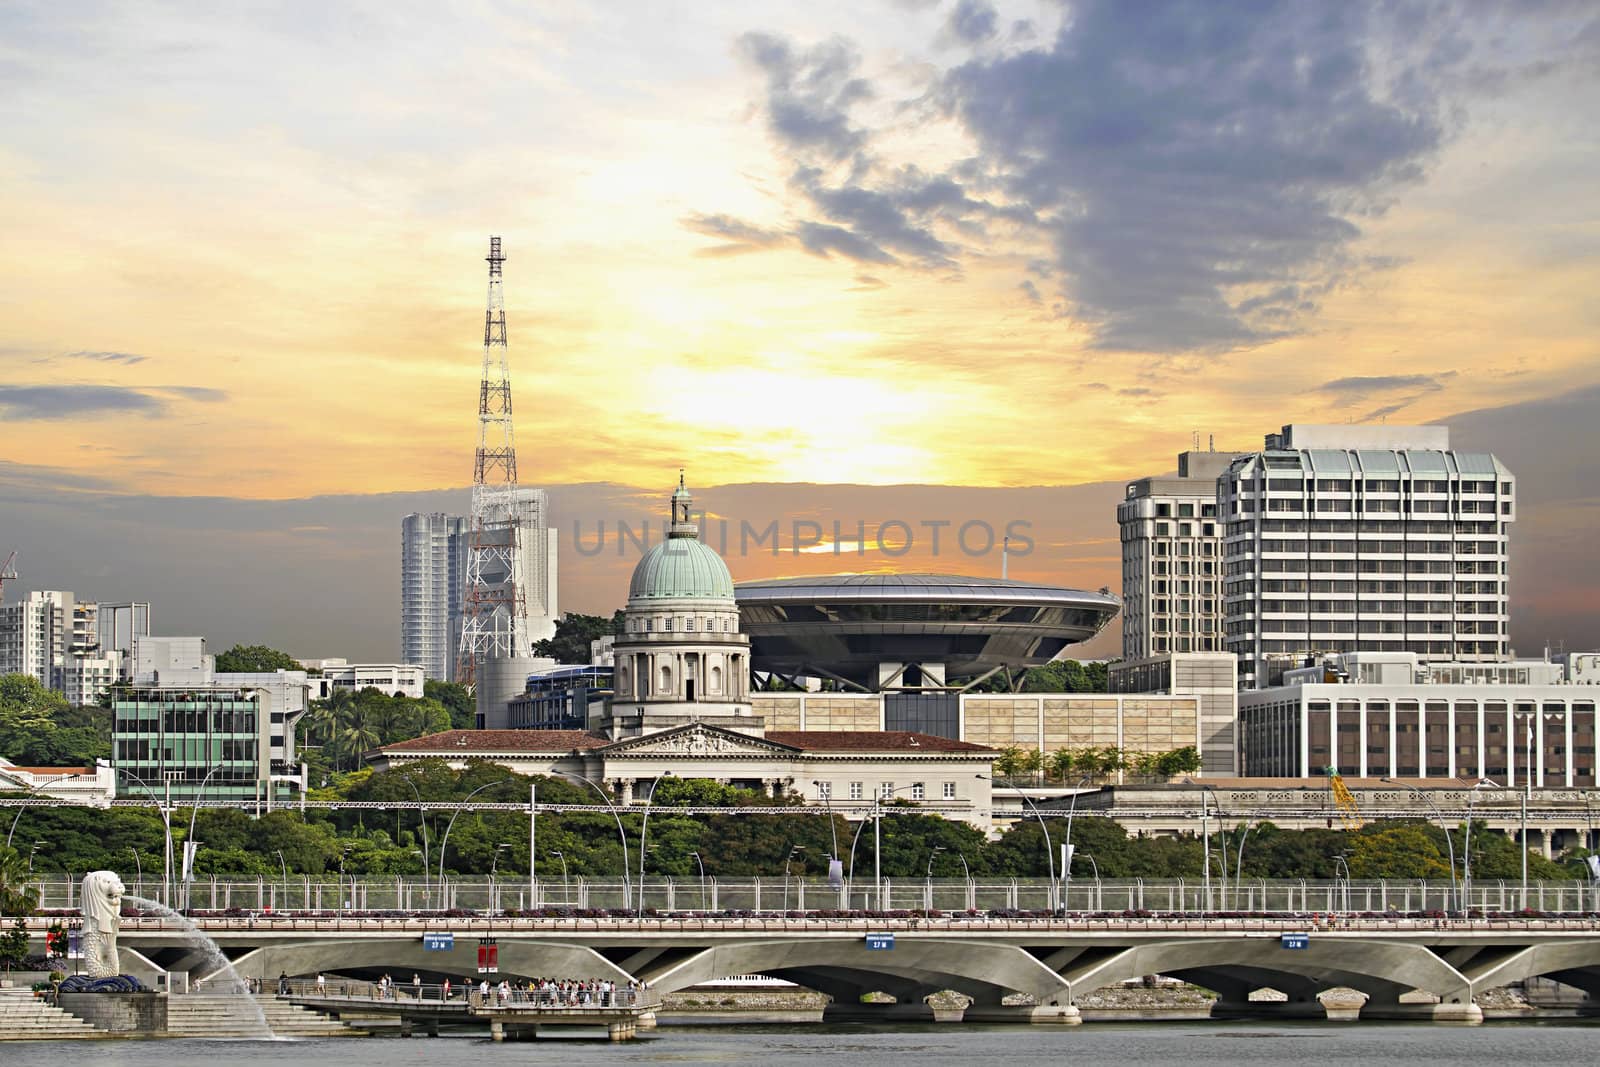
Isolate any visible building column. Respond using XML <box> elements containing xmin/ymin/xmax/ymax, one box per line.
<box><xmin>617</xmin><ymin>779</ymin><xmax>635</xmax><ymax>804</ymax></box>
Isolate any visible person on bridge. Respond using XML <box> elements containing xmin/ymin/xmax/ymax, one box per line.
<box><xmin>442</xmin><ymin>977</ymin><xmax>451</xmax><ymax>1001</ymax></box>
<box><xmin>278</xmin><ymin>971</ymin><xmax>289</xmax><ymax>996</ymax></box>
<box><xmin>316</xmin><ymin>973</ymin><xmax>326</xmax><ymax>994</ymax></box>
<box><xmin>479</xmin><ymin>979</ymin><xmax>489</xmax><ymax>1001</ymax></box>
<box><xmin>413</xmin><ymin>973</ymin><xmax>422</xmax><ymax>999</ymax></box>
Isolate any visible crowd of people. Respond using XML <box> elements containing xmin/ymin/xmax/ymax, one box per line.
<box><xmin>286</xmin><ymin>971</ymin><xmax>645</xmax><ymax>1007</ymax></box>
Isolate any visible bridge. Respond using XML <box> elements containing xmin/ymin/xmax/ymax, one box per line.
<box><xmin>25</xmin><ymin>895</ymin><xmax>1600</xmax><ymax>1026</ymax></box>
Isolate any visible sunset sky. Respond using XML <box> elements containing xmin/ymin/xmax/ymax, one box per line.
<box><xmin>2</xmin><ymin>2</ymin><xmax>1597</xmax><ymax>658</ymax></box>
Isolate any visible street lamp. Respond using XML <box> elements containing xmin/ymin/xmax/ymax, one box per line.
<box><xmin>118</xmin><ymin>770</ymin><xmax>172</xmax><ymax>907</ymax></box>
<box><xmin>395</xmin><ymin>772</ymin><xmax>432</xmax><ymax>907</ymax></box>
<box><xmin>637</xmin><ymin>771</ymin><xmax>674</xmax><ymax>917</ymax></box>
<box><xmin>1061</xmin><ymin>775</ymin><xmax>1093</xmax><ymax>911</ymax></box>
<box><xmin>783</xmin><ymin>846</ymin><xmax>806</xmax><ymax>911</ymax></box>
<box><xmin>926</xmin><ymin>845</ymin><xmax>947</xmax><ymax>880</ymax></box>
<box><xmin>553</xmin><ymin>772</ymin><xmax>632</xmax><ymax>911</ymax></box>
<box><xmin>1382</xmin><ymin>777</ymin><xmax>1460</xmax><ymax>915</ymax></box>
<box><xmin>489</xmin><ymin>843</ymin><xmax>513</xmax><ymax>915</ymax></box>
<box><xmin>811</xmin><ymin>780</ymin><xmax>842</xmax><ymax>900</ymax></box>
<box><xmin>977</xmin><ymin>773</ymin><xmax>1057</xmax><ymax>912</ymax></box>
<box><xmin>1461</xmin><ymin>777</ymin><xmax>1497</xmax><ymax>913</ymax></box>
<box><xmin>129</xmin><ymin>848</ymin><xmax>143</xmax><ymax>898</ymax></box>
<box><xmin>1233</xmin><ymin>822</ymin><xmax>1256</xmax><ymax>904</ymax></box>
<box><xmin>437</xmin><ymin>778</ymin><xmax>526</xmax><ymax>900</ymax></box>
<box><xmin>548</xmin><ymin>849</ymin><xmax>570</xmax><ymax>902</ymax></box>
<box><xmin>688</xmin><ymin>850</ymin><xmax>707</xmax><ymax>912</ymax></box>
<box><xmin>274</xmin><ymin>849</ymin><xmax>288</xmax><ymax>910</ymax></box>
<box><xmin>1333</xmin><ymin>854</ymin><xmax>1351</xmax><ymax>916</ymax></box>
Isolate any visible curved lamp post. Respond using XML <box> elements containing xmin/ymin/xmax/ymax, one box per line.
<box><xmin>548</xmin><ymin>849</ymin><xmax>570</xmax><ymax>903</ymax></box>
<box><xmin>637</xmin><ymin>771</ymin><xmax>674</xmax><ymax>917</ymax></box>
<box><xmin>688</xmin><ymin>850</ymin><xmax>706</xmax><ymax>911</ymax></box>
<box><xmin>1383</xmin><ymin>777</ymin><xmax>1460</xmax><ymax>915</ymax></box>
<box><xmin>395</xmin><ymin>772</ymin><xmax>432</xmax><ymax>908</ymax></box>
<box><xmin>438</xmin><ymin>779</ymin><xmax>526</xmax><ymax>906</ymax></box>
<box><xmin>978</xmin><ymin>773</ymin><xmax>1057</xmax><ymax>911</ymax></box>
<box><xmin>1061</xmin><ymin>775</ymin><xmax>1093</xmax><ymax>910</ymax></box>
<box><xmin>118</xmin><ymin>770</ymin><xmax>172</xmax><ymax>907</ymax></box>
<box><xmin>553</xmin><ymin>771</ymin><xmax>632</xmax><ymax>912</ymax></box>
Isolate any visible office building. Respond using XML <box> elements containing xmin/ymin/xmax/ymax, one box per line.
<box><xmin>403</xmin><ymin>493</ymin><xmax>557</xmax><ymax>686</ymax></box>
<box><xmin>113</xmin><ymin>636</ymin><xmax>308</xmax><ymax>802</ymax></box>
<box><xmin>1239</xmin><ymin>651</ymin><xmax>1593</xmax><ymax>784</ymax></box>
<box><xmin>1219</xmin><ymin>424</ymin><xmax>1514</xmax><ymax>688</ymax></box>
<box><xmin>400</xmin><ymin>512</ymin><xmax>470</xmax><ymax>682</ymax></box>
<box><xmin>1117</xmin><ymin>449</ymin><xmax>1245</xmax><ymax>660</ymax></box>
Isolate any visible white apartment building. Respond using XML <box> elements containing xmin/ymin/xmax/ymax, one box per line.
<box><xmin>401</xmin><ymin>493</ymin><xmax>558</xmax><ymax>683</ymax></box>
<box><xmin>55</xmin><ymin>653</ymin><xmax>123</xmax><ymax>707</ymax></box>
<box><xmin>1219</xmin><ymin>425</ymin><xmax>1513</xmax><ymax>689</ymax></box>
<box><xmin>1240</xmin><ymin>652</ymin><xmax>1596</xmax><ymax>785</ymax></box>
<box><xmin>1118</xmin><ymin>450</ymin><xmax>1245</xmax><ymax>660</ymax></box>
<box><xmin>1</xmin><ymin>590</ymin><xmax>102</xmax><ymax>691</ymax></box>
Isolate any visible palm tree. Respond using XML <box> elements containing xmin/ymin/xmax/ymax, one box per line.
<box><xmin>336</xmin><ymin>702</ymin><xmax>382</xmax><ymax>771</ymax></box>
<box><xmin>0</xmin><ymin>845</ymin><xmax>40</xmax><ymax>916</ymax></box>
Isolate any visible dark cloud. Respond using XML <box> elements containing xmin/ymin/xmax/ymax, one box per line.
<box><xmin>1318</xmin><ymin>371</ymin><xmax>1455</xmax><ymax>419</ymax></box>
<box><xmin>736</xmin><ymin>33</ymin><xmax>872</xmax><ymax>164</ymax></box>
<box><xmin>0</xmin><ymin>384</ymin><xmax>227</xmax><ymax>420</ymax></box>
<box><xmin>944</xmin><ymin>1</ymin><xmax>1450</xmax><ymax>352</ymax></box>
<box><xmin>947</xmin><ymin>0</ymin><xmax>998</xmax><ymax>45</ymax></box>
<box><xmin>1019</xmin><ymin>279</ymin><xmax>1042</xmax><ymax>304</ymax></box>
<box><xmin>796</xmin><ymin>221</ymin><xmax>897</xmax><ymax>264</ymax></box>
<box><xmin>849</xmin><ymin>274</ymin><xmax>888</xmax><ymax>291</ymax></box>
<box><xmin>681</xmin><ymin>212</ymin><xmax>787</xmax><ymax>256</ymax></box>
<box><xmin>63</xmin><ymin>350</ymin><xmax>148</xmax><ymax>365</ymax></box>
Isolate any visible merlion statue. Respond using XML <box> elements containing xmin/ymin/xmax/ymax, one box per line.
<box><xmin>81</xmin><ymin>870</ymin><xmax>126</xmax><ymax>978</ymax></box>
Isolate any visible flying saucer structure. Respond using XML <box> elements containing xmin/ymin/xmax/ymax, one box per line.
<box><xmin>734</xmin><ymin>573</ymin><xmax>1120</xmax><ymax>691</ymax></box>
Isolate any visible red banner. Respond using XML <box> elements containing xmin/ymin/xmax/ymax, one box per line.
<box><xmin>477</xmin><ymin>940</ymin><xmax>499</xmax><ymax>974</ymax></box>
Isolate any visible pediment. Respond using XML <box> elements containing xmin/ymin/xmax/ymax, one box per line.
<box><xmin>601</xmin><ymin>722</ymin><xmax>798</xmax><ymax>758</ymax></box>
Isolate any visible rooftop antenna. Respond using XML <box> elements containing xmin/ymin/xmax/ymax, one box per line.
<box><xmin>1001</xmin><ymin>535</ymin><xmax>1009</xmax><ymax>580</ymax></box>
<box><xmin>1208</xmin><ymin>433</ymin><xmax>1214</xmax><ymax>452</ymax></box>
<box><xmin>1192</xmin><ymin>430</ymin><xmax>1200</xmax><ymax>450</ymax></box>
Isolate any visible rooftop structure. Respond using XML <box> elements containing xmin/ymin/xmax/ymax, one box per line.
<box><xmin>734</xmin><ymin>573</ymin><xmax>1119</xmax><ymax>692</ymax></box>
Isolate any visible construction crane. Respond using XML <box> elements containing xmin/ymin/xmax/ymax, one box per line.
<box><xmin>0</xmin><ymin>550</ymin><xmax>16</xmax><ymax>606</ymax></box>
<box><xmin>1324</xmin><ymin>766</ymin><xmax>1363</xmax><ymax>829</ymax></box>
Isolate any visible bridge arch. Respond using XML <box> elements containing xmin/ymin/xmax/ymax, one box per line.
<box><xmin>637</xmin><ymin>938</ymin><xmax>1073</xmax><ymax>1007</ymax></box>
<box><xmin>1465</xmin><ymin>942</ymin><xmax>1600</xmax><ymax>999</ymax></box>
<box><xmin>1057</xmin><ymin>938</ymin><xmax>1473</xmax><ymax>1009</ymax></box>
<box><xmin>224</xmin><ymin>939</ymin><xmax>631</xmax><ymax>986</ymax></box>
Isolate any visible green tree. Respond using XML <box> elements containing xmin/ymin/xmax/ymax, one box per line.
<box><xmin>0</xmin><ymin>674</ymin><xmax>108</xmax><ymax>766</ymax></box>
<box><xmin>425</xmin><ymin>680</ymin><xmax>475</xmax><ymax>730</ymax></box>
<box><xmin>214</xmin><ymin>645</ymin><xmax>303</xmax><ymax>673</ymax></box>
<box><xmin>1154</xmin><ymin>746</ymin><xmax>1202</xmax><ymax>777</ymax></box>
<box><xmin>532</xmin><ymin>612</ymin><xmax>622</xmax><ymax>665</ymax></box>
<box><xmin>0</xmin><ymin>916</ymin><xmax>30</xmax><ymax>973</ymax></box>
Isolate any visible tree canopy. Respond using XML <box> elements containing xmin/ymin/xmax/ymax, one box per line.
<box><xmin>214</xmin><ymin>645</ymin><xmax>304</xmax><ymax>674</ymax></box>
<box><xmin>0</xmin><ymin>673</ymin><xmax>109</xmax><ymax>767</ymax></box>
<box><xmin>532</xmin><ymin>611</ymin><xmax>626</xmax><ymax>665</ymax></box>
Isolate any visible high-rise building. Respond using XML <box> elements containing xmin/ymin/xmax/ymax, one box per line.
<box><xmin>1219</xmin><ymin>424</ymin><xmax>1514</xmax><ymax>689</ymax></box>
<box><xmin>401</xmin><ymin>500</ymin><xmax>557</xmax><ymax>687</ymax></box>
<box><xmin>0</xmin><ymin>590</ymin><xmax>92</xmax><ymax>686</ymax></box>
<box><xmin>1117</xmin><ymin>449</ymin><xmax>1246</xmax><ymax>660</ymax></box>
<box><xmin>401</xmin><ymin>512</ymin><xmax>470</xmax><ymax>681</ymax></box>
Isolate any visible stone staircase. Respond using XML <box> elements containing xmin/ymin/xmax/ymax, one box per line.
<box><xmin>166</xmin><ymin>993</ymin><xmax>368</xmax><ymax>1038</ymax></box>
<box><xmin>0</xmin><ymin>988</ymin><xmax>106</xmax><ymax>1040</ymax></box>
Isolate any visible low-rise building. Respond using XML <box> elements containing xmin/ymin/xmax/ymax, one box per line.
<box><xmin>301</xmin><ymin>661</ymin><xmax>426</xmax><ymax>700</ymax></box>
<box><xmin>1239</xmin><ymin>652</ymin><xmax>1597</xmax><ymax>785</ymax></box>
<box><xmin>1108</xmin><ymin>652</ymin><xmax>1239</xmax><ymax>775</ymax></box>
<box><xmin>0</xmin><ymin>758</ymin><xmax>116</xmax><ymax>805</ymax></box>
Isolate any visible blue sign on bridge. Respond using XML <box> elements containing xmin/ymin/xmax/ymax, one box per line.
<box><xmin>1281</xmin><ymin>933</ymin><xmax>1310</xmax><ymax>950</ymax></box>
<box><xmin>865</xmin><ymin>933</ymin><xmax>895</xmax><ymax>951</ymax></box>
<box><xmin>423</xmin><ymin>933</ymin><xmax>455</xmax><ymax>951</ymax></box>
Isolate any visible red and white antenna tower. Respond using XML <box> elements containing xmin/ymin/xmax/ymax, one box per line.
<box><xmin>457</xmin><ymin>237</ymin><xmax>531</xmax><ymax>687</ymax></box>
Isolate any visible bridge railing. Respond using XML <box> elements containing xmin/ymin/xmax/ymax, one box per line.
<box><xmin>26</xmin><ymin>875</ymin><xmax>1600</xmax><ymax>917</ymax></box>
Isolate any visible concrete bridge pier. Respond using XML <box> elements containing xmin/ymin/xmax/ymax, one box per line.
<box><xmin>821</xmin><ymin>1000</ymin><xmax>939</xmax><ymax>1023</ymax></box>
<box><xmin>1360</xmin><ymin>998</ymin><xmax>1482</xmax><ymax>1025</ymax></box>
<box><xmin>1204</xmin><ymin>975</ymin><xmax>1330</xmax><ymax>1021</ymax></box>
<box><xmin>1208</xmin><ymin>998</ymin><xmax>1328</xmax><ymax>1021</ymax></box>
<box><xmin>960</xmin><ymin>1003</ymin><xmax>1082</xmax><ymax>1025</ymax></box>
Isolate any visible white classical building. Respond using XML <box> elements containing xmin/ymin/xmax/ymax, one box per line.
<box><xmin>370</xmin><ymin>474</ymin><xmax>999</xmax><ymax>827</ymax></box>
<box><xmin>604</xmin><ymin>474</ymin><xmax>753</xmax><ymax>738</ymax></box>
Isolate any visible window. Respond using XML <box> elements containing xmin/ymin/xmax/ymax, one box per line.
<box><xmin>942</xmin><ymin>782</ymin><xmax>956</xmax><ymax>799</ymax></box>
<box><xmin>663</xmin><ymin>618</ymin><xmax>672</xmax><ymax>631</ymax></box>
<box><xmin>910</xmin><ymin>782</ymin><xmax>925</xmax><ymax>800</ymax></box>
<box><xmin>817</xmin><ymin>781</ymin><xmax>832</xmax><ymax>800</ymax></box>
<box><xmin>879</xmin><ymin>781</ymin><xmax>894</xmax><ymax>799</ymax></box>
<box><xmin>848</xmin><ymin>781</ymin><xmax>863</xmax><ymax>800</ymax></box>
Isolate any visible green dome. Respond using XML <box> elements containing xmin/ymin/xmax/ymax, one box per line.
<box><xmin>629</xmin><ymin>536</ymin><xmax>735</xmax><ymax>601</ymax></box>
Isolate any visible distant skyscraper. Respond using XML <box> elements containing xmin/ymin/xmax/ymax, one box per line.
<box><xmin>1118</xmin><ymin>449</ymin><xmax>1245</xmax><ymax>661</ymax></box>
<box><xmin>401</xmin><ymin>512</ymin><xmax>469</xmax><ymax>682</ymax></box>
<box><xmin>1219</xmin><ymin>424</ymin><xmax>1514</xmax><ymax>689</ymax></box>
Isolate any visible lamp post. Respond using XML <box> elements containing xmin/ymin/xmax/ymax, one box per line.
<box><xmin>1233</xmin><ymin>822</ymin><xmax>1255</xmax><ymax>906</ymax></box>
<box><xmin>489</xmin><ymin>843</ymin><xmax>512</xmax><ymax>915</ymax></box>
<box><xmin>1199</xmin><ymin>783</ymin><xmax>1215</xmax><ymax>913</ymax></box>
<box><xmin>811</xmin><ymin>779</ymin><xmax>842</xmax><ymax>904</ymax></box>
<box><xmin>1461</xmin><ymin>777</ymin><xmax>1497</xmax><ymax>913</ymax></box>
<box><xmin>119</xmin><ymin>770</ymin><xmax>172</xmax><ymax>907</ymax></box>
<box><xmin>978</xmin><ymin>773</ymin><xmax>1057</xmax><ymax>912</ymax></box>
<box><xmin>1383</xmin><ymin>777</ymin><xmax>1460</xmax><ymax>915</ymax></box>
<box><xmin>274</xmin><ymin>849</ymin><xmax>288</xmax><ymax>909</ymax></box>
<box><xmin>180</xmin><ymin>766</ymin><xmax>222</xmax><ymax>908</ymax></box>
<box><xmin>396</xmin><ymin>772</ymin><xmax>432</xmax><ymax>908</ymax></box>
<box><xmin>637</xmin><ymin>772</ymin><xmax>674</xmax><ymax>918</ymax></box>
<box><xmin>925</xmin><ymin>846</ymin><xmax>946</xmax><ymax>913</ymax></box>
<box><xmin>129</xmin><ymin>848</ymin><xmax>143</xmax><ymax>899</ymax></box>
<box><xmin>548</xmin><ymin>849</ymin><xmax>570</xmax><ymax>903</ymax></box>
<box><xmin>1333</xmin><ymin>854</ymin><xmax>1351</xmax><ymax>916</ymax></box>
<box><xmin>688</xmin><ymin>850</ymin><xmax>707</xmax><ymax>912</ymax></box>
<box><xmin>553</xmin><ymin>772</ymin><xmax>632</xmax><ymax>911</ymax></box>
<box><xmin>783</xmin><ymin>846</ymin><xmax>806</xmax><ymax>911</ymax></box>
<box><xmin>1061</xmin><ymin>775</ymin><xmax>1092</xmax><ymax>911</ymax></box>
<box><xmin>437</xmin><ymin>778</ymin><xmax>525</xmax><ymax>903</ymax></box>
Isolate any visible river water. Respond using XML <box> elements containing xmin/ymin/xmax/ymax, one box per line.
<box><xmin>16</xmin><ymin>1020</ymin><xmax>1600</xmax><ymax>1066</ymax></box>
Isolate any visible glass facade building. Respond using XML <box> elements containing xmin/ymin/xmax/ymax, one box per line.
<box><xmin>111</xmin><ymin>686</ymin><xmax>298</xmax><ymax>802</ymax></box>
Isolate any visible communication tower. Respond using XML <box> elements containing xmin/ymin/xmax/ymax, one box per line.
<box><xmin>457</xmin><ymin>237</ymin><xmax>533</xmax><ymax>686</ymax></box>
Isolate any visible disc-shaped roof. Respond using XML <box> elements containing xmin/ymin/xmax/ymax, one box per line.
<box><xmin>734</xmin><ymin>573</ymin><xmax>1119</xmax><ymax>688</ymax></box>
